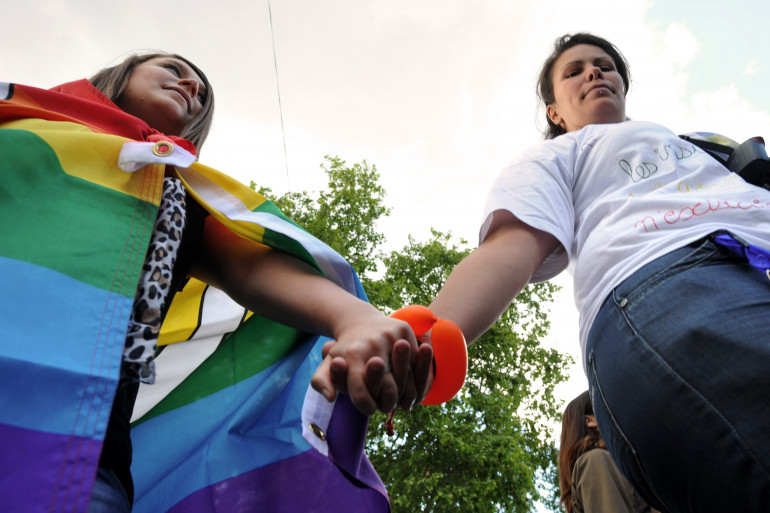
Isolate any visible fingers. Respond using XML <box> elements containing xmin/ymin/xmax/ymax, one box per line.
<box><xmin>344</xmin><ymin>357</ymin><xmax>380</xmax><ymax>415</ymax></box>
<box><xmin>310</xmin><ymin>355</ymin><xmax>338</xmax><ymax>402</ymax></box>
<box><xmin>312</xmin><ymin>316</ymin><xmax>424</xmax><ymax>415</ymax></box>
<box><xmin>413</xmin><ymin>342</ymin><xmax>434</xmax><ymax>404</ymax></box>
<box><xmin>331</xmin><ymin>337</ymin><xmax>428</xmax><ymax>414</ymax></box>
<box><xmin>311</xmin><ymin>341</ymin><xmax>347</xmax><ymax>402</ymax></box>
<box><xmin>330</xmin><ymin>356</ymin><xmax>349</xmax><ymax>395</ymax></box>
<box><xmin>314</xmin><ymin>342</ymin><xmax>389</xmax><ymax>415</ymax></box>
<box><xmin>392</xmin><ymin>339</ymin><xmax>417</xmax><ymax>410</ymax></box>
<box><xmin>321</xmin><ymin>339</ymin><xmax>335</xmax><ymax>359</ymax></box>
<box><xmin>358</xmin><ymin>338</ymin><xmax>428</xmax><ymax>413</ymax></box>
<box><xmin>398</xmin><ymin>374</ymin><xmax>417</xmax><ymax>411</ymax></box>
<box><xmin>313</xmin><ymin>351</ymin><xmax>383</xmax><ymax>415</ymax></box>
<box><xmin>363</xmin><ymin>357</ymin><xmax>397</xmax><ymax>414</ymax></box>
<box><xmin>391</xmin><ymin>339</ymin><xmax>410</xmax><ymax>387</ymax></box>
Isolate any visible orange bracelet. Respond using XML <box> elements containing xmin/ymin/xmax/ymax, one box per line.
<box><xmin>390</xmin><ymin>305</ymin><xmax>468</xmax><ymax>405</ymax></box>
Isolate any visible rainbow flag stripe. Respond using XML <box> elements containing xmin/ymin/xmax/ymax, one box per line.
<box><xmin>0</xmin><ymin>82</ymin><xmax>388</xmax><ymax>513</ymax></box>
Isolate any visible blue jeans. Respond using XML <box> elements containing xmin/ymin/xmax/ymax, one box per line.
<box><xmin>88</xmin><ymin>466</ymin><xmax>131</xmax><ymax>513</ymax></box>
<box><xmin>586</xmin><ymin>236</ymin><xmax>770</xmax><ymax>513</ymax></box>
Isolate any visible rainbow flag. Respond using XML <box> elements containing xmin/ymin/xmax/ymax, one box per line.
<box><xmin>0</xmin><ymin>82</ymin><xmax>389</xmax><ymax>512</ymax></box>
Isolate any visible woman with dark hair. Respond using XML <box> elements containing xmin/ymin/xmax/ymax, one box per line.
<box><xmin>559</xmin><ymin>392</ymin><xmax>653</xmax><ymax>513</ymax></box>
<box><xmin>315</xmin><ymin>32</ymin><xmax>770</xmax><ymax>513</ymax></box>
<box><xmin>536</xmin><ymin>33</ymin><xmax>631</xmax><ymax>140</ymax></box>
<box><xmin>1</xmin><ymin>52</ymin><xmax>422</xmax><ymax>513</ymax></box>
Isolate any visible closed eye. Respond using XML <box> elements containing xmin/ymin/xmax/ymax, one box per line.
<box><xmin>162</xmin><ymin>62</ymin><xmax>182</xmax><ymax>77</ymax></box>
<box><xmin>596</xmin><ymin>57</ymin><xmax>617</xmax><ymax>72</ymax></box>
<box><xmin>565</xmin><ymin>67</ymin><xmax>581</xmax><ymax>78</ymax></box>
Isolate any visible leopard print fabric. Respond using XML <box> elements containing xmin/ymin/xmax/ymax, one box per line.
<box><xmin>124</xmin><ymin>177</ymin><xmax>187</xmax><ymax>384</ymax></box>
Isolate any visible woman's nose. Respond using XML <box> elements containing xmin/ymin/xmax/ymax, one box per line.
<box><xmin>179</xmin><ymin>78</ymin><xmax>199</xmax><ymax>98</ymax></box>
<box><xmin>587</xmin><ymin>66</ymin><xmax>603</xmax><ymax>81</ymax></box>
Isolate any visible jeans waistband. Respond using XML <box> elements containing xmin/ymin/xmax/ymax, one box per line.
<box><xmin>614</xmin><ymin>235</ymin><xmax>723</xmax><ymax>298</ymax></box>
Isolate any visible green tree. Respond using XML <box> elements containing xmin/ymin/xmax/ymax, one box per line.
<box><xmin>253</xmin><ymin>155</ymin><xmax>388</xmax><ymax>292</ymax></box>
<box><xmin>368</xmin><ymin>231</ymin><xmax>565</xmax><ymax>513</ymax></box>
<box><xmin>254</xmin><ymin>155</ymin><xmax>570</xmax><ymax>512</ymax></box>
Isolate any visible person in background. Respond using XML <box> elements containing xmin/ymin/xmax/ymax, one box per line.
<box><xmin>560</xmin><ymin>391</ymin><xmax>654</xmax><ymax>513</ymax></box>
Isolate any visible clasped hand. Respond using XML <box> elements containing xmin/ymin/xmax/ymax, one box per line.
<box><xmin>310</xmin><ymin>311</ymin><xmax>434</xmax><ymax>416</ymax></box>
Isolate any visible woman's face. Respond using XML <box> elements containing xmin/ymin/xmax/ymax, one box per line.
<box><xmin>116</xmin><ymin>57</ymin><xmax>207</xmax><ymax>136</ymax></box>
<box><xmin>547</xmin><ymin>44</ymin><xmax>626</xmax><ymax>133</ymax></box>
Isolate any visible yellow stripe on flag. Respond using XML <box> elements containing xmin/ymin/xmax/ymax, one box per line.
<box><xmin>2</xmin><ymin>118</ymin><xmax>163</xmax><ymax>205</ymax></box>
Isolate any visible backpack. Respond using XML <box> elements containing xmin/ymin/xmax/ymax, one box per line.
<box><xmin>680</xmin><ymin>132</ymin><xmax>770</xmax><ymax>190</ymax></box>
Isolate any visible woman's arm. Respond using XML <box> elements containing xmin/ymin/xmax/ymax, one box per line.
<box><xmin>190</xmin><ymin>216</ymin><xmax>426</xmax><ymax>415</ymax></box>
<box><xmin>314</xmin><ymin>211</ymin><xmax>559</xmax><ymax>410</ymax></box>
<box><xmin>430</xmin><ymin>210</ymin><xmax>560</xmax><ymax>344</ymax></box>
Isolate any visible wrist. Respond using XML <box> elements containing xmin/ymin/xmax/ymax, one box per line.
<box><xmin>390</xmin><ymin>305</ymin><xmax>467</xmax><ymax>405</ymax></box>
<box><xmin>328</xmin><ymin>298</ymin><xmax>382</xmax><ymax>340</ymax></box>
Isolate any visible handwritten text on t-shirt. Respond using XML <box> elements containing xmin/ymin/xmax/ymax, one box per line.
<box><xmin>619</xmin><ymin>142</ymin><xmax>701</xmax><ymax>183</ymax></box>
<box><xmin>635</xmin><ymin>198</ymin><xmax>770</xmax><ymax>232</ymax></box>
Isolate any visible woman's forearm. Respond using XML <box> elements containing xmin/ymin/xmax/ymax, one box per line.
<box><xmin>430</xmin><ymin>212</ymin><xmax>559</xmax><ymax>343</ymax></box>
<box><xmin>191</xmin><ymin>216</ymin><xmax>377</xmax><ymax>338</ymax></box>
<box><xmin>193</xmin><ymin>216</ymin><xmax>420</xmax><ymax>413</ymax></box>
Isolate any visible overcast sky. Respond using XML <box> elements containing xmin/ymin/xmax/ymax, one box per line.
<box><xmin>6</xmin><ymin>0</ymin><xmax>770</xmax><ymax>438</ymax></box>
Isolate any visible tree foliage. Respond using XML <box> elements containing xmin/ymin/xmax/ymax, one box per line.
<box><xmin>253</xmin><ymin>155</ymin><xmax>388</xmax><ymax>292</ymax></box>
<box><xmin>255</xmin><ymin>155</ymin><xmax>571</xmax><ymax>512</ymax></box>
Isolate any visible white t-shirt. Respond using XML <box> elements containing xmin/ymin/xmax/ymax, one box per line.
<box><xmin>481</xmin><ymin>120</ymin><xmax>770</xmax><ymax>357</ymax></box>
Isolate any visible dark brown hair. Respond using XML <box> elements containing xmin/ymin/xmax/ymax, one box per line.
<box><xmin>537</xmin><ymin>33</ymin><xmax>631</xmax><ymax>139</ymax></box>
<box><xmin>89</xmin><ymin>52</ymin><xmax>215</xmax><ymax>150</ymax></box>
<box><xmin>558</xmin><ymin>390</ymin><xmax>606</xmax><ymax>513</ymax></box>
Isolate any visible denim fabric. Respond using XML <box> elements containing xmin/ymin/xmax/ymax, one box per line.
<box><xmin>585</xmin><ymin>236</ymin><xmax>770</xmax><ymax>513</ymax></box>
<box><xmin>88</xmin><ymin>466</ymin><xmax>131</xmax><ymax>513</ymax></box>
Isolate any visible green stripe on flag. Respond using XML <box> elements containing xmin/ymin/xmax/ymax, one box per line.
<box><xmin>133</xmin><ymin>315</ymin><xmax>308</xmax><ymax>426</ymax></box>
<box><xmin>0</xmin><ymin>128</ymin><xmax>155</xmax><ymax>294</ymax></box>
<box><xmin>249</xmin><ymin>200</ymin><xmax>324</xmax><ymax>274</ymax></box>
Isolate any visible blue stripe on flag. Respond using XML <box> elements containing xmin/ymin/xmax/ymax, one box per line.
<box><xmin>0</xmin><ymin>256</ymin><xmax>129</xmax><ymax>434</ymax></box>
<box><xmin>132</xmin><ymin>335</ymin><xmax>322</xmax><ymax>512</ymax></box>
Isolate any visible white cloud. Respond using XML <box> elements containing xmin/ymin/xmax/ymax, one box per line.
<box><xmin>745</xmin><ymin>58</ymin><xmax>761</xmax><ymax>75</ymax></box>
<box><xmin>686</xmin><ymin>84</ymin><xmax>770</xmax><ymax>141</ymax></box>
<box><xmin>664</xmin><ymin>22</ymin><xmax>700</xmax><ymax>68</ymax></box>
<box><xmin>624</xmin><ymin>22</ymin><xmax>699</xmax><ymax>128</ymax></box>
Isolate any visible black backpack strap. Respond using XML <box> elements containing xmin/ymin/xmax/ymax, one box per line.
<box><xmin>727</xmin><ymin>137</ymin><xmax>770</xmax><ymax>190</ymax></box>
<box><xmin>679</xmin><ymin>133</ymin><xmax>735</xmax><ymax>166</ymax></box>
<box><xmin>679</xmin><ymin>132</ymin><xmax>770</xmax><ymax>190</ymax></box>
